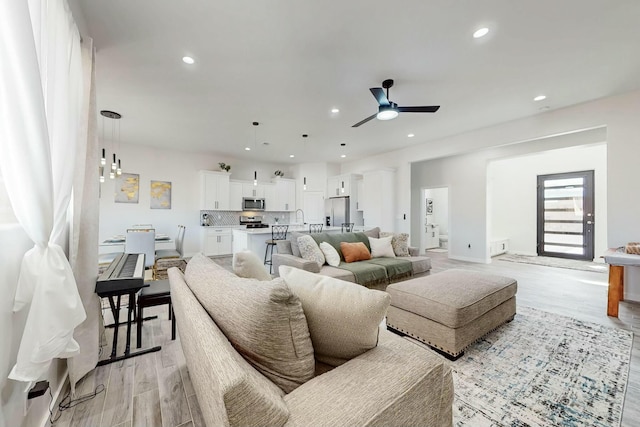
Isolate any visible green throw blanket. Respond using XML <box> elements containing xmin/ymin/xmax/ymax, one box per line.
<box><xmin>366</xmin><ymin>258</ymin><xmax>413</xmax><ymax>282</ymax></box>
<box><xmin>334</xmin><ymin>261</ymin><xmax>388</xmax><ymax>288</ymax></box>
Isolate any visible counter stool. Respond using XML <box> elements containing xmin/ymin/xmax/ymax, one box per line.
<box><xmin>341</xmin><ymin>223</ymin><xmax>354</xmax><ymax>232</ymax></box>
<box><xmin>136</xmin><ymin>279</ymin><xmax>176</xmax><ymax>348</ymax></box>
<box><xmin>264</xmin><ymin>225</ymin><xmax>289</xmax><ymax>274</ymax></box>
<box><xmin>309</xmin><ymin>223</ymin><xmax>323</xmax><ymax>233</ymax></box>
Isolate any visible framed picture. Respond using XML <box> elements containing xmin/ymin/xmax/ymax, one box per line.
<box><xmin>426</xmin><ymin>198</ymin><xmax>433</xmax><ymax>215</ymax></box>
<box><xmin>150</xmin><ymin>180</ymin><xmax>172</xmax><ymax>209</ymax></box>
<box><xmin>115</xmin><ymin>173</ymin><xmax>139</xmax><ymax>203</ymax></box>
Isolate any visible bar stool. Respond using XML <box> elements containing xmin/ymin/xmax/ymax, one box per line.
<box><xmin>264</xmin><ymin>225</ymin><xmax>289</xmax><ymax>274</ymax></box>
<box><xmin>136</xmin><ymin>279</ymin><xmax>176</xmax><ymax>348</ymax></box>
<box><xmin>341</xmin><ymin>223</ymin><xmax>354</xmax><ymax>232</ymax></box>
<box><xmin>309</xmin><ymin>223</ymin><xmax>324</xmax><ymax>233</ymax></box>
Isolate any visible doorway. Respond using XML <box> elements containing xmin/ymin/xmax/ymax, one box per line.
<box><xmin>536</xmin><ymin>170</ymin><xmax>594</xmax><ymax>260</ymax></box>
<box><xmin>421</xmin><ymin>187</ymin><xmax>449</xmax><ymax>254</ymax></box>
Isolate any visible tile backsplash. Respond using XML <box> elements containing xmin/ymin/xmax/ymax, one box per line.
<box><xmin>200</xmin><ymin>210</ymin><xmax>292</xmax><ymax>226</ymax></box>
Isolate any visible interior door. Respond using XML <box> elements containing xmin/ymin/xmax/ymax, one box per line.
<box><xmin>537</xmin><ymin>170</ymin><xmax>594</xmax><ymax>260</ymax></box>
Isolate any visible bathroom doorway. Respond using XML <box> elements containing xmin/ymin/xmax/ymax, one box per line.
<box><xmin>421</xmin><ymin>187</ymin><xmax>449</xmax><ymax>255</ymax></box>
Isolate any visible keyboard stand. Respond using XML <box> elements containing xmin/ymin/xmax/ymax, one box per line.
<box><xmin>97</xmin><ymin>285</ymin><xmax>161</xmax><ymax>366</ymax></box>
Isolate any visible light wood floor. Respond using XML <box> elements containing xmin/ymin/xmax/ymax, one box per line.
<box><xmin>52</xmin><ymin>253</ymin><xmax>640</xmax><ymax>427</ymax></box>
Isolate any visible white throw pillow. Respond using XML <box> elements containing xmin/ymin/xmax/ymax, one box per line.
<box><xmin>368</xmin><ymin>236</ymin><xmax>396</xmax><ymax>258</ymax></box>
<box><xmin>319</xmin><ymin>242</ymin><xmax>340</xmax><ymax>267</ymax></box>
<box><xmin>297</xmin><ymin>235</ymin><xmax>325</xmax><ymax>268</ymax></box>
<box><xmin>233</xmin><ymin>250</ymin><xmax>272</xmax><ymax>281</ymax></box>
<box><xmin>279</xmin><ymin>265</ymin><xmax>391</xmax><ymax>367</ymax></box>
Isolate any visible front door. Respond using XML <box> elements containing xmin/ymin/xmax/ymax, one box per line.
<box><xmin>537</xmin><ymin>170</ymin><xmax>595</xmax><ymax>260</ymax></box>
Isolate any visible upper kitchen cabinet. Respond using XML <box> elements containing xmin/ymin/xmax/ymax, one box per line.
<box><xmin>229</xmin><ymin>181</ymin><xmax>243</xmax><ymax>211</ymax></box>
<box><xmin>356</xmin><ymin>178</ymin><xmax>364</xmax><ymax>211</ymax></box>
<box><xmin>200</xmin><ymin>170</ymin><xmax>230</xmax><ymax>210</ymax></box>
<box><xmin>242</xmin><ymin>182</ymin><xmax>265</xmax><ymax>198</ymax></box>
<box><xmin>327</xmin><ymin>173</ymin><xmax>361</xmax><ymax>198</ymax></box>
<box><xmin>272</xmin><ymin>177</ymin><xmax>296</xmax><ymax>211</ymax></box>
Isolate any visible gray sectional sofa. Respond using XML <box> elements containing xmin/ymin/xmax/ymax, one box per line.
<box><xmin>272</xmin><ymin>228</ymin><xmax>431</xmax><ymax>290</ymax></box>
<box><xmin>168</xmin><ymin>254</ymin><xmax>454</xmax><ymax>427</ymax></box>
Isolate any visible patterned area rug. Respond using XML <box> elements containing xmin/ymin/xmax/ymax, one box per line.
<box><xmin>451</xmin><ymin>306</ymin><xmax>632</xmax><ymax>426</ymax></box>
<box><xmin>497</xmin><ymin>254</ymin><xmax>608</xmax><ymax>273</ymax></box>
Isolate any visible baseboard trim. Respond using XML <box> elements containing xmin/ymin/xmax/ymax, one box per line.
<box><xmin>40</xmin><ymin>366</ymin><xmax>68</xmax><ymax>427</ymax></box>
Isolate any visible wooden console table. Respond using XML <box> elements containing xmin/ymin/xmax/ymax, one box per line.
<box><xmin>603</xmin><ymin>249</ymin><xmax>640</xmax><ymax>317</ymax></box>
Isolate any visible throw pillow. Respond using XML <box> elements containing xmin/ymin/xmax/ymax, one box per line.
<box><xmin>340</xmin><ymin>241</ymin><xmax>371</xmax><ymax>263</ymax></box>
<box><xmin>289</xmin><ymin>231</ymin><xmax>306</xmax><ymax>257</ymax></box>
<box><xmin>233</xmin><ymin>250</ymin><xmax>272</xmax><ymax>281</ymax></box>
<box><xmin>298</xmin><ymin>235</ymin><xmax>325</xmax><ymax>268</ymax></box>
<box><xmin>363</xmin><ymin>227</ymin><xmax>380</xmax><ymax>239</ymax></box>
<box><xmin>368</xmin><ymin>236</ymin><xmax>396</xmax><ymax>258</ymax></box>
<box><xmin>279</xmin><ymin>265</ymin><xmax>391</xmax><ymax>367</ymax></box>
<box><xmin>380</xmin><ymin>232</ymin><xmax>410</xmax><ymax>257</ymax></box>
<box><xmin>185</xmin><ymin>253</ymin><xmax>315</xmax><ymax>393</ymax></box>
<box><xmin>319</xmin><ymin>241</ymin><xmax>340</xmax><ymax>267</ymax></box>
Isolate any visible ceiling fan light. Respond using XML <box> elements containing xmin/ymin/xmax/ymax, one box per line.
<box><xmin>377</xmin><ymin>107</ymin><xmax>398</xmax><ymax>121</ymax></box>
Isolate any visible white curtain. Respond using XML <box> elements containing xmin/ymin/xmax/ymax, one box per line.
<box><xmin>0</xmin><ymin>0</ymin><xmax>86</xmax><ymax>382</ymax></box>
<box><xmin>67</xmin><ymin>38</ymin><xmax>102</xmax><ymax>393</ymax></box>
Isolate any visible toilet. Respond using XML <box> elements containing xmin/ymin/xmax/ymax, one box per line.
<box><xmin>439</xmin><ymin>234</ymin><xmax>448</xmax><ymax>249</ymax></box>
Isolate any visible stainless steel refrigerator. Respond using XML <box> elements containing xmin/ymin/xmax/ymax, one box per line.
<box><xmin>325</xmin><ymin>196</ymin><xmax>349</xmax><ymax>227</ymax></box>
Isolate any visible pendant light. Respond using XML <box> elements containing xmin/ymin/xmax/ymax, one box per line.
<box><xmin>254</xmin><ymin>170</ymin><xmax>258</xmax><ymax>186</ymax></box>
<box><xmin>303</xmin><ymin>177</ymin><xmax>307</xmax><ymax>191</ymax></box>
<box><xmin>99</xmin><ymin>110</ymin><xmax>122</xmax><ymax>182</ymax></box>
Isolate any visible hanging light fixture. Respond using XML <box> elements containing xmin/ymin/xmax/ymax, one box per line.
<box><xmin>303</xmin><ymin>177</ymin><xmax>307</xmax><ymax>191</ymax></box>
<box><xmin>99</xmin><ymin>110</ymin><xmax>122</xmax><ymax>182</ymax></box>
<box><xmin>254</xmin><ymin>170</ymin><xmax>258</xmax><ymax>186</ymax></box>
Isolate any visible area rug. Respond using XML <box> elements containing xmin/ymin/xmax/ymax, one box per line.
<box><xmin>497</xmin><ymin>254</ymin><xmax>608</xmax><ymax>273</ymax></box>
<box><xmin>450</xmin><ymin>306</ymin><xmax>633</xmax><ymax>426</ymax></box>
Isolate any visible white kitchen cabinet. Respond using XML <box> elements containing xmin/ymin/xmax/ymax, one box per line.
<box><xmin>262</xmin><ymin>183</ymin><xmax>276</xmax><ymax>211</ymax></box>
<box><xmin>200</xmin><ymin>171</ymin><xmax>230</xmax><ymax>210</ymax></box>
<box><xmin>356</xmin><ymin>179</ymin><xmax>364</xmax><ymax>211</ymax></box>
<box><xmin>202</xmin><ymin>228</ymin><xmax>233</xmax><ymax>256</ymax></box>
<box><xmin>242</xmin><ymin>182</ymin><xmax>264</xmax><ymax>198</ymax></box>
<box><xmin>229</xmin><ymin>181</ymin><xmax>243</xmax><ymax>211</ymax></box>
<box><xmin>273</xmin><ymin>178</ymin><xmax>296</xmax><ymax>211</ymax></box>
<box><xmin>327</xmin><ymin>174</ymin><xmax>352</xmax><ymax>197</ymax></box>
<box><xmin>362</xmin><ymin>169</ymin><xmax>395</xmax><ymax>231</ymax></box>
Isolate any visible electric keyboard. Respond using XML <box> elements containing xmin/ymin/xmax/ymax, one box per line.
<box><xmin>96</xmin><ymin>253</ymin><xmax>146</xmax><ymax>296</ymax></box>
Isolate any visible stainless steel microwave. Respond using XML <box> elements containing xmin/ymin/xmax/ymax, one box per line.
<box><xmin>243</xmin><ymin>198</ymin><xmax>265</xmax><ymax>211</ymax></box>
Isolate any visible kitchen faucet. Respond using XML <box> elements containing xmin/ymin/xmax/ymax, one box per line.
<box><xmin>295</xmin><ymin>209</ymin><xmax>305</xmax><ymax>224</ymax></box>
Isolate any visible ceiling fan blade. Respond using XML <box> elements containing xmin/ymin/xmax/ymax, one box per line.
<box><xmin>370</xmin><ymin>87</ymin><xmax>390</xmax><ymax>106</ymax></box>
<box><xmin>397</xmin><ymin>105</ymin><xmax>440</xmax><ymax>113</ymax></box>
<box><xmin>352</xmin><ymin>113</ymin><xmax>377</xmax><ymax>128</ymax></box>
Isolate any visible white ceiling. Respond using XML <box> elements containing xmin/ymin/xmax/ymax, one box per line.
<box><xmin>72</xmin><ymin>0</ymin><xmax>640</xmax><ymax>164</ymax></box>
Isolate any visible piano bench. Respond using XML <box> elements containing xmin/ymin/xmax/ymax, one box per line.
<box><xmin>136</xmin><ymin>279</ymin><xmax>176</xmax><ymax>348</ymax></box>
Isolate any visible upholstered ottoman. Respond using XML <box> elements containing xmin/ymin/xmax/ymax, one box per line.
<box><xmin>386</xmin><ymin>269</ymin><xmax>517</xmax><ymax>359</ymax></box>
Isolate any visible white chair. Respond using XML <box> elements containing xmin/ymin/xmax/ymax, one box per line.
<box><xmin>156</xmin><ymin>225</ymin><xmax>186</xmax><ymax>259</ymax></box>
<box><xmin>125</xmin><ymin>228</ymin><xmax>156</xmax><ymax>270</ymax></box>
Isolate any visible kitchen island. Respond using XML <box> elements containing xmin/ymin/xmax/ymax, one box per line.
<box><xmin>232</xmin><ymin>226</ymin><xmax>343</xmax><ymax>264</ymax></box>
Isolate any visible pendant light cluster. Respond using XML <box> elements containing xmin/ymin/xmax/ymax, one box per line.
<box><xmin>253</xmin><ymin>121</ymin><xmax>259</xmax><ymax>185</ymax></box>
<box><xmin>99</xmin><ymin>110</ymin><xmax>123</xmax><ymax>183</ymax></box>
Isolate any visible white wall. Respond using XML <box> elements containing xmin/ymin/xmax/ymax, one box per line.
<box><xmin>99</xmin><ymin>143</ymin><xmax>291</xmax><ymax>256</ymax></box>
<box><xmin>488</xmin><ymin>144</ymin><xmax>607</xmax><ymax>258</ymax></box>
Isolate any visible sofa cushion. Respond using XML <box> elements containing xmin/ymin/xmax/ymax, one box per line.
<box><xmin>368</xmin><ymin>236</ymin><xmax>396</xmax><ymax>258</ymax></box>
<box><xmin>312</xmin><ymin>232</ymin><xmax>369</xmax><ymax>261</ymax></box>
<box><xmin>380</xmin><ymin>232</ymin><xmax>410</xmax><ymax>257</ymax></box>
<box><xmin>279</xmin><ymin>266</ymin><xmax>390</xmax><ymax>367</ymax></box>
<box><xmin>298</xmin><ymin>235</ymin><xmax>325</xmax><ymax>268</ymax></box>
<box><xmin>363</xmin><ymin>227</ymin><xmax>380</xmax><ymax>239</ymax></box>
<box><xmin>185</xmin><ymin>253</ymin><xmax>315</xmax><ymax>393</ymax></box>
<box><xmin>340</xmin><ymin>242</ymin><xmax>371</xmax><ymax>263</ymax></box>
<box><xmin>319</xmin><ymin>242</ymin><xmax>340</xmax><ymax>267</ymax></box>
<box><xmin>233</xmin><ymin>250</ymin><xmax>272</xmax><ymax>281</ymax></box>
<box><xmin>289</xmin><ymin>231</ymin><xmax>306</xmax><ymax>257</ymax></box>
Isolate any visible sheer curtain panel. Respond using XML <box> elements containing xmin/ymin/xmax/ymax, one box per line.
<box><xmin>0</xmin><ymin>0</ymin><xmax>86</xmax><ymax>382</ymax></box>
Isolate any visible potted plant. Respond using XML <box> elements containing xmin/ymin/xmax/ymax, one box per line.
<box><xmin>274</xmin><ymin>170</ymin><xmax>284</xmax><ymax>177</ymax></box>
<box><xmin>219</xmin><ymin>162</ymin><xmax>231</xmax><ymax>172</ymax></box>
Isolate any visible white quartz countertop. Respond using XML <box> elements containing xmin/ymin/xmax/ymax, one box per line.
<box><xmin>233</xmin><ymin>226</ymin><xmax>344</xmax><ymax>235</ymax></box>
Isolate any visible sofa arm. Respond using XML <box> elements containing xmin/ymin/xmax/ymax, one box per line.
<box><xmin>409</xmin><ymin>246</ymin><xmax>420</xmax><ymax>256</ymax></box>
<box><xmin>272</xmin><ymin>254</ymin><xmax>320</xmax><ymax>276</ymax></box>
<box><xmin>283</xmin><ymin>331</ymin><xmax>453</xmax><ymax>427</ymax></box>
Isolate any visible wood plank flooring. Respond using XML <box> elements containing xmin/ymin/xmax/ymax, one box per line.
<box><xmin>52</xmin><ymin>254</ymin><xmax>640</xmax><ymax>427</ymax></box>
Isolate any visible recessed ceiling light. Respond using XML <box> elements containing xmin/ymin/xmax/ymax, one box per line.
<box><xmin>473</xmin><ymin>28</ymin><xmax>489</xmax><ymax>39</ymax></box>
<box><xmin>534</xmin><ymin>95</ymin><xmax>547</xmax><ymax>101</ymax></box>
<box><xmin>182</xmin><ymin>56</ymin><xmax>195</xmax><ymax>64</ymax></box>
<box><xmin>340</xmin><ymin>154</ymin><xmax>346</xmax><ymax>158</ymax></box>
<box><xmin>289</xmin><ymin>154</ymin><xmax>295</xmax><ymax>158</ymax></box>
<box><xmin>245</xmin><ymin>147</ymin><xmax>251</xmax><ymax>151</ymax></box>
<box><xmin>407</xmin><ymin>133</ymin><xmax>415</xmax><ymax>138</ymax></box>
<box><xmin>331</xmin><ymin>108</ymin><xmax>340</xmax><ymax>113</ymax></box>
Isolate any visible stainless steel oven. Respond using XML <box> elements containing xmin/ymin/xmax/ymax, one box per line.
<box><xmin>242</xmin><ymin>198</ymin><xmax>265</xmax><ymax>211</ymax></box>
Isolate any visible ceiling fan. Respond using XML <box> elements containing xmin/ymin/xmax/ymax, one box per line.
<box><xmin>352</xmin><ymin>79</ymin><xmax>440</xmax><ymax>127</ymax></box>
